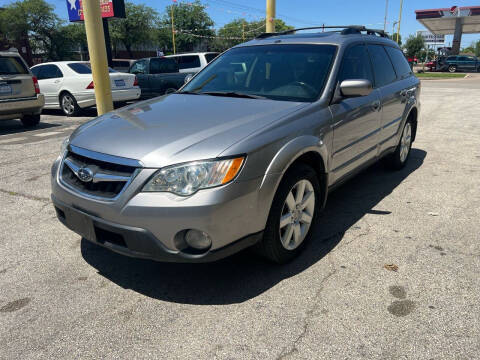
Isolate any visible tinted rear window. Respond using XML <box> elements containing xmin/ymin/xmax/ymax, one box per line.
<box><xmin>68</xmin><ymin>63</ymin><xmax>116</xmax><ymax>74</ymax></box>
<box><xmin>150</xmin><ymin>58</ymin><xmax>178</xmax><ymax>73</ymax></box>
<box><xmin>367</xmin><ymin>45</ymin><xmax>397</xmax><ymax>87</ymax></box>
<box><xmin>0</xmin><ymin>56</ymin><xmax>29</xmax><ymax>75</ymax></box>
<box><xmin>385</xmin><ymin>46</ymin><xmax>412</xmax><ymax>79</ymax></box>
<box><xmin>205</xmin><ymin>53</ymin><xmax>219</xmax><ymax>63</ymax></box>
<box><xmin>177</xmin><ymin>55</ymin><xmax>201</xmax><ymax>69</ymax></box>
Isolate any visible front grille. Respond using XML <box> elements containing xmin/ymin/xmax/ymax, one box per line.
<box><xmin>61</xmin><ymin>150</ymin><xmax>137</xmax><ymax>199</ymax></box>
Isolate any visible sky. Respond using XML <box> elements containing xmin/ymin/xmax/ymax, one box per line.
<box><xmin>1</xmin><ymin>0</ymin><xmax>480</xmax><ymax>48</ymax></box>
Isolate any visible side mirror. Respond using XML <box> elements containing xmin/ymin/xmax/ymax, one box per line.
<box><xmin>339</xmin><ymin>79</ymin><xmax>373</xmax><ymax>97</ymax></box>
<box><xmin>184</xmin><ymin>73</ymin><xmax>194</xmax><ymax>84</ymax></box>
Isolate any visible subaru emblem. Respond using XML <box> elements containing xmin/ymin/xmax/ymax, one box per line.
<box><xmin>77</xmin><ymin>167</ymin><xmax>94</xmax><ymax>182</ymax></box>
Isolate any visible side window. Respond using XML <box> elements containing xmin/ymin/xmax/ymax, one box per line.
<box><xmin>385</xmin><ymin>46</ymin><xmax>412</xmax><ymax>79</ymax></box>
<box><xmin>367</xmin><ymin>44</ymin><xmax>397</xmax><ymax>87</ymax></box>
<box><xmin>447</xmin><ymin>56</ymin><xmax>457</xmax><ymax>61</ymax></box>
<box><xmin>338</xmin><ymin>44</ymin><xmax>373</xmax><ymax>84</ymax></box>
<box><xmin>130</xmin><ymin>60</ymin><xmax>147</xmax><ymax>74</ymax></box>
<box><xmin>178</xmin><ymin>55</ymin><xmax>201</xmax><ymax>70</ymax></box>
<box><xmin>205</xmin><ymin>53</ymin><xmax>219</xmax><ymax>63</ymax></box>
<box><xmin>41</xmin><ymin>65</ymin><xmax>63</xmax><ymax>79</ymax></box>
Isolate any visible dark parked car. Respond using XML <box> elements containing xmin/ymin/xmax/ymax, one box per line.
<box><xmin>442</xmin><ymin>55</ymin><xmax>480</xmax><ymax>73</ymax></box>
<box><xmin>128</xmin><ymin>57</ymin><xmax>192</xmax><ymax>99</ymax></box>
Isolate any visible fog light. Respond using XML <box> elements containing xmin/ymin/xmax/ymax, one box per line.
<box><xmin>184</xmin><ymin>229</ymin><xmax>211</xmax><ymax>250</ymax></box>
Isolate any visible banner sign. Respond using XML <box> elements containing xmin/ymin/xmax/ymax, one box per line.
<box><xmin>416</xmin><ymin>30</ymin><xmax>445</xmax><ymax>45</ymax></box>
<box><xmin>67</xmin><ymin>0</ymin><xmax>125</xmax><ymax>22</ymax></box>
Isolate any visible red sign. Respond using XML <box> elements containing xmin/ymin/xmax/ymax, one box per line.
<box><xmin>76</xmin><ymin>0</ymin><xmax>114</xmax><ymax>20</ymax></box>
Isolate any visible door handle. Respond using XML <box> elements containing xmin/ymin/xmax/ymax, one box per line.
<box><xmin>54</xmin><ymin>80</ymin><xmax>61</xmax><ymax>84</ymax></box>
<box><xmin>371</xmin><ymin>100</ymin><xmax>381</xmax><ymax>111</ymax></box>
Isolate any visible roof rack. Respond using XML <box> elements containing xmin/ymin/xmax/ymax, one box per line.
<box><xmin>256</xmin><ymin>25</ymin><xmax>388</xmax><ymax>39</ymax></box>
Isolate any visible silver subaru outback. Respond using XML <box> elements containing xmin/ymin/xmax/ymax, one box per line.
<box><xmin>51</xmin><ymin>26</ymin><xmax>420</xmax><ymax>264</ymax></box>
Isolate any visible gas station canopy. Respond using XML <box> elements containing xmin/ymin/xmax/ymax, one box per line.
<box><xmin>415</xmin><ymin>6</ymin><xmax>480</xmax><ymax>35</ymax></box>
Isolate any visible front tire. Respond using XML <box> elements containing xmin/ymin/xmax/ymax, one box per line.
<box><xmin>60</xmin><ymin>92</ymin><xmax>80</xmax><ymax>116</ymax></box>
<box><xmin>384</xmin><ymin>120</ymin><xmax>413</xmax><ymax>170</ymax></box>
<box><xmin>21</xmin><ymin>114</ymin><xmax>40</xmax><ymax>127</ymax></box>
<box><xmin>448</xmin><ymin>65</ymin><xmax>457</xmax><ymax>73</ymax></box>
<box><xmin>257</xmin><ymin>163</ymin><xmax>321</xmax><ymax>264</ymax></box>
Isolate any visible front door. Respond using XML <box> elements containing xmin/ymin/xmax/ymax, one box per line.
<box><xmin>330</xmin><ymin>44</ymin><xmax>381</xmax><ymax>181</ymax></box>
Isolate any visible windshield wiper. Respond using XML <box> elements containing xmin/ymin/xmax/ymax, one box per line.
<box><xmin>176</xmin><ymin>90</ymin><xmax>201</xmax><ymax>95</ymax></box>
<box><xmin>200</xmin><ymin>91</ymin><xmax>267</xmax><ymax>100</ymax></box>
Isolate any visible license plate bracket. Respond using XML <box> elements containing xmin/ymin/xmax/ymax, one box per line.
<box><xmin>114</xmin><ymin>79</ymin><xmax>125</xmax><ymax>87</ymax></box>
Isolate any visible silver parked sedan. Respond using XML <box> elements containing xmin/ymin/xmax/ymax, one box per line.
<box><xmin>51</xmin><ymin>26</ymin><xmax>420</xmax><ymax>264</ymax></box>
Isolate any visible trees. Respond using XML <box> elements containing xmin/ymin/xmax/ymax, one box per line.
<box><xmin>215</xmin><ymin>19</ymin><xmax>293</xmax><ymax>51</ymax></box>
<box><xmin>110</xmin><ymin>2</ymin><xmax>159</xmax><ymax>58</ymax></box>
<box><xmin>404</xmin><ymin>34</ymin><xmax>425</xmax><ymax>58</ymax></box>
<box><xmin>159</xmin><ymin>1</ymin><xmax>214</xmax><ymax>53</ymax></box>
<box><xmin>0</xmin><ymin>0</ymin><xmax>61</xmax><ymax>62</ymax></box>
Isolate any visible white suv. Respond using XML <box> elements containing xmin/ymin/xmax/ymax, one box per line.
<box><xmin>165</xmin><ymin>52</ymin><xmax>219</xmax><ymax>73</ymax></box>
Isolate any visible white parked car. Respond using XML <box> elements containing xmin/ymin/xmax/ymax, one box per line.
<box><xmin>31</xmin><ymin>61</ymin><xmax>141</xmax><ymax>116</ymax></box>
<box><xmin>165</xmin><ymin>52</ymin><xmax>219</xmax><ymax>73</ymax></box>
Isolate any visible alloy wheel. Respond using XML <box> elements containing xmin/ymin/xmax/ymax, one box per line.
<box><xmin>279</xmin><ymin>179</ymin><xmax>315</xmax><ymax>250</ymax></box>
<box><xmin>62</xmin><ymin>94</ymin><xmax>75</xmax><ymax>115</ymax></box>
<box><xmin>399</xmin><ymin>122</ymin><xmax>412</xmax><ymax>163</ymax></box>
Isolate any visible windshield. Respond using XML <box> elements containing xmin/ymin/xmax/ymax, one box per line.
<box><xmin>68</xmin><ymin>63</ymin><xmax>117</xmax><ymax>74</ymax></box>
<box><xmin>181</xmin><ymin>44</ymin><xmax>336</xmax><ymax>102</ymax></box>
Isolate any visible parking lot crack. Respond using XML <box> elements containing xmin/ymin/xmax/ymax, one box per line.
<box><xmin>276</xmin><ymin>268</ymin><xmax>337</xmax><ymax>359</ymax></box>
<box><xmin>0</xmin><ymin>188</ymin><xmax>50</xmax><ymax>203</ymax></box>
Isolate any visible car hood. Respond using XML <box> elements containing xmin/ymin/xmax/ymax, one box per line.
<box><xmin>69</xmin><ymin>94</ymin><xmax>306</xmax><ymax>167</ymax></box>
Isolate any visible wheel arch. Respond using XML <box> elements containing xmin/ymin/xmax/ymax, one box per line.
<box><xmin>406</xmin><ymin>106</ymin><xmax>418</xmax><ymax>142</ymax></box>
<box><xmin>259</xmin><ymin>136</ymin><xmax>329</xmax><ymax>217</ymax></box>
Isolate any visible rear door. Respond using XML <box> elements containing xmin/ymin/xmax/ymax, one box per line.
<box><xmin>149</xmin><ymin>58</ymin><xmax>180</xmax><ymax>96</ymax></box>
<box><xmin>330</xmin><ymin>44</ymin><xmax>381</xmax><ymax>180</ymax></box>
<box><xmin>0</xmin><ymin>54</ymin><xmax>35</xmax><ymax>100</ymax></box>
<box><xmin>34</xmin><ymin>64</ymin><xmax>64</xmax><ymax>106</ymax></box>
<box><xmin>368</xmin><ymin>45</ymin><xmax>408</xmax><ymax>151</ymax></box>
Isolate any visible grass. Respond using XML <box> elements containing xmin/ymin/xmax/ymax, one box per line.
<box><xmin>415</xmin><ymin>72</ymin><xmax>466</xmax><ymax>79</ymax></box>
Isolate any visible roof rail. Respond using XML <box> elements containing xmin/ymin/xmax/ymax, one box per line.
<box><xmin>256</xmin><ymin>25</ymin><xmax>388</xmax><ymax>39</ymax></box>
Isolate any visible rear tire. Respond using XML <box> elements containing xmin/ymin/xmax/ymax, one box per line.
<box><xmin>60</xmin><ymin>92</ymin><xmax>80</xmax><ymax>116</ymax></box>
<box><xmin>257</xmin><ymin>163</ymin><xmax>321</xmax><ymax>264</ymax></box>
<box><xmin>21</xmin><ymin>114</ymin><xmax>40</xmax><ymax>127</ymax></box>
<box><xmin>384</xmin><ymin>119</ymin><xmax>413</xmax><ymax>170</ymax></box>
<box><xmin>448</xmin><ymin>65</ymin><xmax>457</xmax><ymax>73</ymax></box>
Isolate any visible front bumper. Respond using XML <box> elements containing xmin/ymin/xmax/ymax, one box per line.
<box><xmin>52</xmin><ymin>195</ymin><xmax>262</xmax><ymax>262</ymax></box>
<box><xmin>0</xmin><ymin>93</ymin><xmax>44</xmax><ymax>119</ymax></box>
<box><xmin>51</xmin><ymin>156</ymin><xmax>275</xmax><ymax>262</ymax></box>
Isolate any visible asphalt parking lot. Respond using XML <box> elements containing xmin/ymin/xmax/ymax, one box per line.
<box><xmin>1</xmin><ymin>77</ymin><xmax>479</xmax><ymax>359</ymax></box>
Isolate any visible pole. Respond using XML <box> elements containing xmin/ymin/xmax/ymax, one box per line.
<box><xmin>396</xmin><ymin>0</ymin><xmax>403</xmax><ymax>44</ymax></box>
<box><xmin>171</xmin><ymin>5</ymin><xmax>176</xmax><ymax>54</ymax></box>
<box><xmin>383</xmin><ymin>0</ymin><xmax>389</xmax><ymax>32</ymax></box>
<box><xmin>102</xmin><ymin>18</ymin><xmax>112</xmax><ymax>68</ymax></box>
<box><xmin>266</xmin><ymin>0</ymin><xmax>275</xmax><ymax>33</ymax></box>
<box><xmin>82</xmin><ymin>0</ymin><xmax>113</xmax><ymax>115</ymax></box>
<box><xmin>392</xmin><ymin>21</ymin><xmax>397</xmax><ymax>39</ymax></box>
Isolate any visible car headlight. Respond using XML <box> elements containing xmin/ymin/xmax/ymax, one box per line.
<box><xmin>142</xmin><ymin>156</ymin><xmax>245</xmax><ymax>196</ymax></box>
<box><xmin>60</xmin><ymin>137</ymin><xmax>70</xmax><ymax>156</ymax></box>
